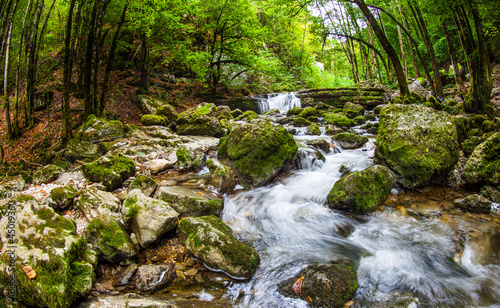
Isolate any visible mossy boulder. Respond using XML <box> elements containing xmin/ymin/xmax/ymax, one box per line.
<box><xmin>82</xmin><ymin>155</ymin><xmax>136</xmax><ymax>191</ymax></box>
<box><xmin>325</xmin><ymin>125</ymin><xmax>344</xmax><ymax>136</ymax></box>
<box><xmin>217</xmin><ymin>120</ymin><xmax>298</xmax><ymax>188</ymax></box>
<box><xmin>206</xmin><ymin>159</ymin><xmax>237</xmax><ymax>193</ymax></box>
<box><xmin>176</xmin><ymin>103</ymin><xmax>223</xmax><ymax>137</ymax></box>
<box><xmin>154</xmin><ymin>185</ymin><xmax>224</xmax><ymax>217</ymax></box>
<box><xmin>462</xmin><ymin>132</ymin><xmax>500</xmax><ymax>187</ymax></box>
<box><xmin>77</xmin><ymin>187</ymin><xmax>122</xmax><ymax>222</ymax></box>
<box><xmin>463</xmin><ymin>136</ymin><xmax>485</xmax><ymax>157</ymax></box>
<box><xmin>306</xmin><ymin>139</ymin><xmax>331</xmax><ymax>153</ymax></box>
<box><xmin>65</xmin><ymin>139</ymin><xmax>105</xmax><ymax>162</ymax></box>
<box><xmin>293</xmin><ymin>117</ymin><xmax>312</xmax><ymax>127</ymax></box>
<box><xmin>129</xmin><ymin>175</ymin><xmax>158</xmax><ymax>197</ymax></box>
<box><xmin>262</xmin><ymin>108</ymin><xmax>281</xmax><ymax>116</ymax></box>
<box><xmin>122</xmin><ymin>189</ymin><xmax>179</xmax><ymax>248</ymax></box>
<box><xmin>87</xmin><ymin>216</ymin><xmax>137</xmax><ymax>263</ymax></box>
<box><xmin>277</xmin><ymin>263</ymin><xmax>358</xmax><ymax>308</ymax></box>
<box><xmin>286</xmin><ymin>106</ymin><xmax>303</xmax><ymax>116</ymax></box>
<box><xmin>235</xmin><ymin>110</ymin><xmax>259</xmax><ymax>122</ymax></box>
<box><xmin>0</xmin><ymin>201</ymin><xmax>96</xmax><ymax>308</ymax></box>
<box><xmin>177</xmin><ymin>215</ymin><xmax>260</xmax><ymax>279</ymax></box>
<box><xmin>453</xmin><ymin>194</ymin><xmax>491</xmax><ymax>214</ymax></box>
<box><xmin>343</xmin><ymin>102</ymin><xmax>365</xmax><ymax>119</ymax></box>
<box><xmin>332</xmin><ymin>133</ymin><xmax>368</xmax><ymax>149</ymax></box>
<box><xmin>327</xmin><ymin>165</ymin><xmax>394</xmax><ymax>214</ymax></box>
<box><xmin>77</xmin><ymin>115</ymin><xmax>124</xmax><ymax>142</ymax></box>
<box><xmin>136</xmin><ymin>95</ymin><xmax>167</xmax><ymax>114</ymax></box>
<box><xmin>375</xmin><ymin>104</ymin><xmax>459</xmax><ymax>188</ymax></box>
<box><xmin>155</xmin><ymin>104</ymin><xmax>178</xmax><ymax>124</ymax></box>
<box><xmin>306</xmin><ymin>123</ymin><xmax>321</xmax><ymax>136</ymax></box>
<box><xmin>141</xmin><ymin>114</ymin><xmax>166</xmax><ymax>126</ymax></box>
<box><xmin>353</xmin><ymin>116</ymin><xmax>366</xmax><ymax>125</ymax></box>
<box><xmin>49</xmin><ymin>184</ymin><xmax>78</xmax><ymax>210</ymax></box>
<box><xmin>176</xmin><ymin>148</ymin><xmax>204</xmax><ymax>172</ymax></box>
<box><xmin>216</xmin><ymin>106</ymin><xmax>234</xmax><ymax>120</ymax></box>
<box><xmin>231</xmin><ymin>108</ymin><xmax>243</xmax><ymax>118</ymax></box>
<box><xmin>298</xmin><ymin>107</ymin><xmax>317</xmax><ymax>119</ymax></box>
<box><xmin>480</xmin><ymin>185</ymin><xmax>500</xmax><ymax>203</ymax></box>
<box><xmin>324</xmin><ymin>113</ymin><xmax>353</xmax><ymax>129</ymax></box>
<box><xmin>32</xmin><ymin>164</ymin><xmax>63</xmax><ymax>185</ymax></box>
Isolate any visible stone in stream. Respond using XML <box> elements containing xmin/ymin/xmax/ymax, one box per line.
<box><xmin>135</xmin><ymin>263</ymin><xmax>176</xmax><ymax>293</ymax></box>
<box><xmin>150</xmin><ymin>159</ymin><xmax>175</xmax><ymax>174</ymax></box>
<box><xmin>453</xmin><ymin>194</ymin><xmax>491</xmax><ymax>214</ymax></box>
<box><xmin>176</xmin><ymin>103</ymin><xmax>223</xmax><ymax>137</ymax></box>
<box><xmin>327</xmin><ymin>165</ymin><xmax>394</xmax><ymax>214</ymax></box>
<box><xmin>277</xmin><ymin>263</ymin><xmax>358</xmax><ymax>308</ymax></box>
<box><xmin>206</xmin><ymin>158</ymin><xmax>237</xmax><ymax>193</ymax></box>
<box><xmin>154</xmin><ymin>185</ymin><xmax>224</xmax><ymax>217</ymax></box>
<box><xmin>82</xmin><ymin>155</ymin><xmax>136</xmax><ymax>191</ymax></box>
<box><xmin>217</xmin><ymin>119</ymin><xmax>298</xmax><ymax>188</ymax></box>
<box><xmin>235</xmin><ymin>110</ymin><xmax>259</xmax><ymax>122</ymax></box>
<box><xmin>375</xmin><ymin>104</ymin><xmax>459</xmax><ymax>188</ymax></box>
<box><xmin>480</xmin><ymin>185</ymin><xmax>500</xmax><ymax>203</ymax></box>
<box><xmin>331</xmin><ymin>132</ymin><xmax>369</xmax><ymax>149</ymax></box>
<box><xmin>122</xmin><ymin>189</ymin><xmax>179</xmax><ymax>248</ymax></box>
<box><xmin>177</xmin><ymin>215</ymin><xmax>260</xmax><ymax>279</ymax></box>
<box><xmin>0</xmin><ymin>200</ymin><xmax>96</xmax><ymax>308</ymax></box>
<box><xmin>129</xmin><ymin>175</ymin><xmax>158</xmax><ymax>197</ymax></box>
<box><xmin>306</xmin><ymin>139</ymin><xmax>331</xmax><ymax>153</ymax></box>
<box><xmin>461</xmin><ymin>132</ymin><xmax>500</xmax><ymax>188</ymax></box>
<box><xmin>176</xmin><ymin>148</ymin><xmax>204</xmax><ymax>172</ymax></box>
<box><xmin>343</xmin><ymin>101</ymin><xmax>365</xmax><ymax>119</ymax></box>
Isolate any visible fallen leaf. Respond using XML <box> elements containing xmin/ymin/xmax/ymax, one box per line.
<box><xmin>22</xmin><ymin>266</ymin><xmax>36</xmax><ymax>279</ymax></box>
<box><xmin>292</xmin><ymin>275</ymin><xmax>305</xmax><ymax>294</ymax></box>
<box><xmin>426</xmin><ymin>148</ymin><xmax>429</xmax><ymax>152</ymax></box>
<box><xmin>197</xmin><ymin>192</ymin><xmax>204</xmax><ymax>196</ymax></box>
<box><xmin>308</xmin><ymin>296</ymin><xmax>313</xmax><ymax>303</ymax></box>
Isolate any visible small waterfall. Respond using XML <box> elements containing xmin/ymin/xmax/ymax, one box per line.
<box><xmin>258</xmin><ymin>93</ymin><xmax>301</xmax><ymax>114</ymax></box>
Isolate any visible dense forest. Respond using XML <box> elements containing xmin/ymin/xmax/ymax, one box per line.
<box><xmin>0</xmin><ymin>0</ymin><xmax>499</xmax><ymax>159</ymax></box>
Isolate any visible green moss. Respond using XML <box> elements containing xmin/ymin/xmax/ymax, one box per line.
<box><xmin>293</xmin><ymin>117</ymin><xmax>312</xmax><ymax>127</ymax></box>
<box><xmin>16</xmin><ymin>194</ymin><xmax>35</xmax><ymax>203</ymax></box>
<box><xmin>176</xmin><ymin>148</ymin><xmax>193</xmax><ymax>165</ymax></box>
<box><xmin>286</xmin><ymin>106</ymin><xmax>303</xmax><ymax>116</ymax></box>
<box><xmin>463</xmin><ymin>136</ymin><xmax>485</xmax><ymax>157</ymax></box>
<box><xmin>332</xmin><ymin>133</ymin><xmax>368</xmax><ymax>149</ymax></box>
<box><xmin>50</xmin><ymin>185</ymin><xmax>78</xmax><ymax>208</ymax></box>
<box><xmin>306</xmin><ymin>123</ymin><xmax>321</xmax><ymax>136</ymax></box>
<box><xmin>141</xmin><ymin>114</ymin><xmax>166</xmax><ymax>126</ymax></box>
<box><xmin>82</xmin><ymin>155</ymin><xmax>136</xmax><ymax>191</ymax></box>
<box><xmin>36</xmin><ymin>207</ymin><xmax>76</xmax><ymax>233</ymax></box>
<box><xmin>324</xmin><ymin>113</ymin><xmax>353</xmax><ymax>128</ymax></box>
<box><xmin>235</xmin><ymin>110</ymin><xmax>258</xmax><ymax>121</ymax></box>
<box><xmin>298</xmin><ymin>107</ymin><xmax>317</xmax><ymax>118</ymax></box>
<box><xmin>87</xmin><ymin>217</ymin><xmax>135</xmax><ymax>262</ymax></box>
<box><xmin>353</xmin><ymin>116</ymin><xmax>366</xmax><ymax>125</ymax></box>
<box><xmin>53</xmin><ymin>159</ymin><xmax>70</xmax><ymax>170</ymax></box>
<box><xmin>130</xmin><ymin>175</ymin><xmax>157</xmax><ymax>191</ymax></box>
<box><xmin>123</xmin><ymin>195</ymin><xmax>141</xmax><ymax>219</ymax></box>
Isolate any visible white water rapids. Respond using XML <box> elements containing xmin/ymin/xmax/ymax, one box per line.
<box><xmin>217</xmin><ymin>95</ymin><xmax>500</xmax><ymax>307</ymax></box>
<box><xmin>258</xmin><ymin>93</ymin><xmax>301</xmax><ymax>114</ymax></box>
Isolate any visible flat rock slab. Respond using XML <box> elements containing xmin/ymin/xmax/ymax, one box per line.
<box><xmin>155</xmin><ymin>186</ymin><xmax>224</xmax><ymax>217</ymax></box>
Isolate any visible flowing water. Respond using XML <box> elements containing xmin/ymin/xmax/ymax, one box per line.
<box><xmin>258</xmin><ymin>93</ymin><xmax>301</xmax><ymax>114</ymax></box>
<box><xmin>216</xmin><ymin>97</ymin><xmax>500</xmax><ymax>307</ymax></box>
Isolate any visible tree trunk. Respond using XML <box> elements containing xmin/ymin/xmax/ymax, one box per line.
<box><xmin>83</xmin><ymin>0</ymin><xmax>98</xmax><ymax>117</ymax></box>
<box><xmin>397</xmin><ymin>24</ymin><xmax>407</xmax><ymax>79</ymax></box>
<box><xmin>353</xmin><ymin>0</ymin><xmax>409</xmax><ymax>97</ymax></box>
<box><xmin>3</xmin><ymin>21</ymin><xmax>12</xmax><ymax>139</ymax></box>
<box><xmin>62</xmin><ymin>0</ymin><xmax>76</xmax><ymax>143</ymax></box>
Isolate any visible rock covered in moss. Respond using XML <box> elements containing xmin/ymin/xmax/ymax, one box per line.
<box><xmin>177</xmin><ymin>215</ymin><xmax>260</xmax><ymax>279</ymax></box>
<box><xmin>343</xmin><ymin>102</ymin><xmax>365</xmax><ymax>119</ymax></box>
<box><xmin>77</xmin><ymin>187</ymin><xmax>122</xmax><ymax>223</ymax></box>
<box><xmin>130</xmin><ymin>175</ymin><xmax>158</xmax><ymax>197</ymax></box>
<box><xmin>136</xmin><ymin>95</ymin><xmax>167</xmax><ymax>114</ymax></box>
<box><xmin>141</xmin><ymin>114</ymin><xmax>166</xmax><ymax>126</ymax></box>
<box><xmin>176</xmin><ymin>103</ymin><xmax>223</xmax><ymax>137</ymax></box>
<box><xmin>122</xmin><ymin>189</ymin><xmax>179</xmax><ymax>248</ymax></box>
<box><xmin>327</xmin><ymin>165</ymin><xmax>394</xmax><ymax>214</ymax></box>
<box><xmin>32</xmin><ymin>164</ymin><xmax>63</xmax><ymax>185</ymax></box>
<box><xmin>375</xmin><ymin>104</ymin><xmax>459</xmax><ymax>188</ymax></box>
<box><xmin>206</xmin><ymin>159</ymin><xmax>237</xmax><ymax>193</ymax></box>
<box><xmin>277</xmin><ymin>263</ymin><xmax>358</xmax><ymax>308</ymax></box>
<box><xmin>155</xmin><ymin>104</ymin><xmax>179</xmax><ymax>124</ymax></box>
<box><xmin>176</xmin><ymin>148</ymin><xmax>204</xmax><ymax>172</ymax></box>
<box><xmin>82</xmin><ymin>155</ymin><xmax>136</xmax><ymax>191</ymax></box>
<box><xmin>480</xmin><ymin>186</ymin><xmax>500</xmax><ymax>203</ymax></box>
<box><xmin>286</xmin><ymin>106</ymin><xmax>303</xmax><ymax>116</ymax></box>
<box><xmin>86</xmin><ymin>216</ymin><xmax>137</xmax><ymax>263</ymax></box>
<box><xmin>453</xmin><ymin>194</ymin><xmax>491</xmax><ymax>214</ymax></box>
<box><xmin>49</xmin><ymin>184</ymin><xmax>78</xmax><ymax>210</ymax></box>
<box><xmin>135</xmin><ymin>263</ymin><xmax>176</xmax><ymax>293</ymax></box>
<box><xmin>293</xmin><ymin>117</ymin><xmax>312</xmax><ymax>127</ymax></box>
<box><xmin>463</xmin><ymin>136</ymin><xmax>485</xmax><ymax>157</ymax></box>
<box><xmin>77</xmin><ymin>115</ymin><xmax>124</xmax><ymax>142</ymax></box>
<box><xmin>231</xmin><ymin>108</ymin><xmax>243</xmax><ymax>118</ymax></box>
<box><xmin>0</xmin><ymin>201</ymin><xmax>96</xmax><ymax>308</ymax></box>
<box><xmin>325</xmin><ymin>125</ymin><xmax>344</xmax><ymax>136</ymax></box>
<box><xmin>324</xmin><ymin>113</ymin><xmax>353</xmax><ymax>128</ymax></box>
<box><xmin>217</xmin><ymin>119</ymin><xmax>298</xmax><ymax>188</ymax></box>
<box><xmin>306</xmin><ymin>139</ymin><xmax>331</xmax><ymax>153</ymax></box>
<box><xmin>155</xmin><ymin>185</ymin><xmax>224</xmax><ymax>217</ymax></box>
<box><xmin>216</xmin><ymin>106</ymin><xmax>234</xmax><ymax>120</ymax></box>
<box><xmin>332</xmin><ymin>133</ymin><xmax>368</xmax><ymax>149</ymax></box>
<box><xmin>306</xmin><ymin>123</ymin><xmax>321</xmax><ymax>136</ymax></box>
<box><xmin>462</xmin><ymin>132</ymin><xmax>500</xmax><ymax>187</ymax></box>
<box><xmin>298</xmin><ymin>107</ymin><xmax>317</xmax><ymax>119</ymax></box>
<box><xmin>65</xmin><ymin>139</ymin><xmax>105</xmax><ymax>162</ymax></box>
<box><xmin>235</xmin><ymin>110</ymin><xmax>259</xmax><ymax>122</ymax></box>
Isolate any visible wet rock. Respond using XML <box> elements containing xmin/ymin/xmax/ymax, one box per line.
<box><xmin>77</xmin><ymin>115</ymin><xmax>124</xmax><ymax>142</ymax></box>
<box><xmin>231</xmin><ymin>108</ymin><xmax>243</xmax><ymax>118</ymax></box>
<box><xmin>277</xmin><ymin>263</ymin><xmax>358</xmax><ymax>308</ymax></box>
<box><xmin>306</xmin><ymin>123</ymin><xmax>321</xmax><ymax>135</ymax></box>
<box><xmin>298</xmin><ymin>107</ymin><xmax>318</xmax><ymax>118</ymax></box>
<box><xmin>480</xmin><ymin>186</ymin><xmax>500</xmax><ymax>203</ymax></box>
<box><xmin>115</xmin><ymin>264</ymin><xmax>139</xmax><ymax>286</ymax></box>
<box><xmin>122</xmin><ymin>189</ymin><xmax>179</xmax><ymax>248</ymax></box>
<box><xmin>306</xmin><ymin>139</ymin><xmax>331</xmax><ymax>153</ymax></box>
<box><xmin>49</xmin><ymin>183</ymin><xmax>78</xmax><ymax>210</ymax></box>
<box><xmin>462</xmin><ymin>132</ymin><xmax>500</xmax><ymax>187</ymax></box>
<box><xmin>332</xmin><ymin>133</ymin><xmax>368</xmax><ymax>149</ymax></box>
<box><xmin>263</xmin><ymin>108</ymin><xmax>281</xmax><ymax>116</ymax></box>
<box><xmin>447</xmin><ymin>158</ymin><xmax>468</xmax><ymax>189</ymax></box>
<box><xmin>135</xmin><ymin>263</ymin><xmax>176</xmax><ymax>293</ymax></box>
<box><xmin>343</xmin><ymin>102</ymin><xmax>365</xmax><ymax>119</ymax></box>
<box><xmin>77</xmin><ymin>187</ymin><xmax>122</xmax><ymax>222</ymax></box>
<box><xmin>176</xmin><ymin>148</ymin><xmax>204</xmax><ymax>172</ymax></box>
<box><xmin>82</xmin><ymin>155</ymin><xmax>136</xmax><ymax>191</ymax></box>
<box><xmin>353</xmin><ymin>291</ymin><xmax>419</xmax><ymax>308</ymax></box>
<box><xmin>324</xmin><ymin>113</ymin><xmax>354</xmax><ymax>129</ymax></box>
<box><xmin>32</xmin><ymin>164</ymin><xmax>63</xmax><ymax>185</ymax></box>
<box><xmin>176</xmin><ymin>103</ymin><xmax>223</xmax><ymax>137</ymax></box>
<box><xmin>235</xmin><ymin>110</ymin><xmax>259</xmax><ymax>122</ymax></box>
<box><xmin>293</xmin><ymin>117</ymin><xmax>312</xmax><ymax>127</ymax></box>
<box><xmin>286</xmin><ymin>106</ymin><xmax>303</xmax><ymax>116</ymax></box>
<box><xmin>206</xmin><ymin>159</ymin><xmax>237</xmax><ymax>193</ymax></box>
<box><xmin>141</xmin><ymin>114</ymin><xmax>166</xmax><ymax>126</ymax></box>
<box><xmin>78</xmin><ymin>293</ymin><xmax>177</xmax><ymax>308</ymax></box>
<box><xmin>150</xmin><ymin>159</ymin><xmax>175</xmax><ymax>174</ymax></box>
<box><xmin>325</xmin><ymin>125</ymin><xmax>344</xmax><ymax>136</ymax></box>
<box><xmin>0</xmin><ymin>201</ymin><xmax>96</xmax><ymax>308</ymax></box>
<box><xmin>87</xmin><ymin>216</ymin><xmax>137</xmax><ymax>263</ymax></box>
<box><xmin>408</xmin><ymin>80</ymin><xmax>431</xmax><ymax>101</ymax></box>
<box><xmin>130</xmin><ymin>175</ymin><xmax>158</xmax><ymax>197</ymax></box>
<box><xmin>65</xmin><ymin>139</ymin><xmax>105</xmax><ymax>162</ymax></box>
<box><xmin>218</xmin><ymin>119</ymin><xmax>297</xmax><ymax>188</ymax></box>
<box><xmin>155</xmin><ymin>185</ymin><xmax>224</xmax><ymax>217</ymax></box>
<box><xmin>177</xmin><ymin>215</ymin><xmax>260</xmax><ymax>279</ymax></box>
<box><xmin>327</xmin><ymin>165</ymin><xmax>394</xmax><ymax>214</ymax></box>
<box><xmin>454</xmin><ymin>194</ymin><xmax>491</xmax><ymax>214</ymax></box>
<box><xmin>375</xmin><ymin>104</ymin><xmax>459</xmax><ymax>188</ymax></box>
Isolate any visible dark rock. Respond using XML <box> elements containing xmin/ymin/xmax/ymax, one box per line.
<box><xmin>332</xmin><ymin>133</ymin><xmax>368</xmax><ymax>149</ymax></box>
<box><xmin>135</xmin><ymin>263</ymin><xmax>176</xmax><ymax>293</ymax></box>
<box><xmin>454</xmin><ymin>194</ymin><xmax>491</xmax><ymax>214</ymax></box>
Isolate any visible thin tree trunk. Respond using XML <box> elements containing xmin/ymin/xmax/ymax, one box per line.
<box><xmin>83</xmin><ymin>0</ymin><xmax>98</xmax><ymax>117</ymax></box>
<box><xmin>397</xmin><ymin>24</ymin><xmax>407</xmax><ymax>79</ymax></box>
<box><xmin>3</xmin><ymin>21</ymin><xmax>12</xmax><ymax>139</ymax></box>
<box><xmin>399</xmin><ymin>5</ymin><xmax>419</xmax><ymax>78</ymax></box>
<box><xmin>62</xmin><ymin>0</ymin><xmax>76</xmax><ymax>143</ymax></box>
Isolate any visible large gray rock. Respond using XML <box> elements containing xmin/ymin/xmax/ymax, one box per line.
<box><xmin>176</xmin><ymin>103</ymin><xmax>223</xmax><ymax>137</ymax></box>
<box><xmin>65</xmin><ymin>139</ymin><xmax>104</xmax><ymax>162</ymax></box>
<box><xmin>122</xmin><ymin>189</ymin><xmax>179</xmax><ymax>248</ymax></box>
<box><xmin>0</xmin><ymin>200</ymin><xmax>96</xmax><ymax>308</ymax></box>
<box><xmin>154</xmin><ymin>185</ymin><xmax>224</xmax><ymax>217</ymax></box>
<box><xmin>82</xmin><ymin>155</ymin><xmax>136</xmax><ymax>191</ymax></box>
<box><xmin>462</xmin><ymin>133</ymin><xmax>500</xmax><ymax>187</ymax></box>
<box><xmin>206</xmin><ymin>159</ymin><xmax>237</xmax><ymax>193</ymax></box>
<box><xmin>78</xmin><ymin>293</ymin><xmax>177</xmax><ymax>308</ymax></box>
<box><xmin>375</xmin><ymin>104</ymin><xmax>459</xmax><ymax>188</ymax></box>
<box><xmin>77</xmin><ymin>115</ymin><xmax>124</xmax><ymax>142</ymax></box>
<box><xmin>177</xmin><ymin>215</ymin><xmax>260</xmax><ymax>279</ymax></box>
<box><xmin>327</xmin><ymin>165</ymin><xmax>394</xmax><ymax>214</ymax></box>
<box><xmin>218</xmin><ymin>119</ymin><xmax>298</xmax><ymax>188</ymax></box>
<box><xmin>129</xmin><ymin>175</ymin><xmax>158</xmax><ymax>197</ymax></box>
<box><xmin>135</xmin><ymin>263</ymin><xmax>176</xmax><ymax>293</ymax></box>
<box><xmin>77</xmin><ymin>187</ymin><xmax>122</xmax><ymax>222</ymax></box>
<box><xmin>32</xmin><ymin>164</ymin><xmax>63</xmax><ymax>185</ymax></box>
